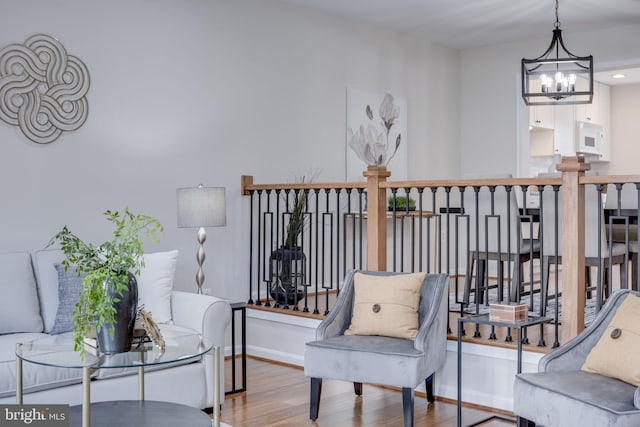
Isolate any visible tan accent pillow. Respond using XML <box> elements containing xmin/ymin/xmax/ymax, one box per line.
<box><xmin>582</xmin><ymin>294</ymin><xmax>640</xmax><ymax>386</ymax></box>
<box><xmin>344</xmin><ymin>272</ymin><xmax>425</xmax><ymax>339</ymax></box>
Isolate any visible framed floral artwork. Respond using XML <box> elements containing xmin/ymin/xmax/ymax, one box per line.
<box><xmin>345</xmin><ymin>89</ymin><xmax>408</xmax><ymax>182</ymax></box>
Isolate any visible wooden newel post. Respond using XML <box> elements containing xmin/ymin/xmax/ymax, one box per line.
<box><xmin>556</xmin><ymin>156</ymin><xmax>589</xmax><ymax>343</ymax></box>
<box><xmin>364</xmin><ymin>165</ymin><xmax>391</xmax><ymax>271</ymax></box>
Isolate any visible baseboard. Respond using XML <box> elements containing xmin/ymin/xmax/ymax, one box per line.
<box><xmin>246</xmin><ymin>344</ymin><xmax>305</xmax><ymax>366</ymax></box>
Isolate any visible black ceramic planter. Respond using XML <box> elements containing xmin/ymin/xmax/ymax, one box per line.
<box><xmin>96</xmin><ymin>273</ymin><xmax>138</xmax><ymax>354</ymax></box>
<box><xmin>269</xmin><ymin>246</ymin><xmax>306</xmax><ymax>305</ymax></box>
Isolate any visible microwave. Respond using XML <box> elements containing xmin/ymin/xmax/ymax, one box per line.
<box><xmin>575</xmin><ymin>121</ymin><xmax>604</xmax><ymax>156</ymax></box>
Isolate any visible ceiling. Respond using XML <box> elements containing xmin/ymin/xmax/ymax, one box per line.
<box><xmin>280</xmin><ymin>0</ymin><xmax>640</xmax><ymax>84</ymax></box>
<box><xmin>280</xmin><ymin>0</ymin><xmax>640</xmax><ymax>50</ymax></box>
<box><xmin>594</xmin><ymin>68</ymin><xmax>640</xmax><ymax>86</ymax></box>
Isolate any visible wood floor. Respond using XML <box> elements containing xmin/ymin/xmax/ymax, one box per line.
<box><xmin>220</xmin><ymin>356</ymin><xmax>514</xmax><ymax>427</ymax></box>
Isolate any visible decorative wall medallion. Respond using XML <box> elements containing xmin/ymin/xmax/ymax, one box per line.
<box><xmin>0</xmin><ymin>34</ymin><xmax>90</xmax><ymax>144</ymax></box>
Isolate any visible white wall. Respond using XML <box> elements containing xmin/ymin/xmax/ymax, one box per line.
<box><xmin>0</xmin><ymin>0</ymin><xmax>460</xmax><ymax>301</ymax></box>
<box><xmin>605</xmin><ymin>83</ymin><xmax>640</xmax><ymax>174</ymax></box>
<box><xmin>460</xmin><ymin>24</ymin><xmax>640</xmax><ymax>177</ymax></box>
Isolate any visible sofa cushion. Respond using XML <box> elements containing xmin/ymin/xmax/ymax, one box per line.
<box><xmin>32</xmin><ymin>249</ymin><xmax>67</xmax><ymax>333</ymax></box>
<box><xmin>0</xmin><ymin>332</ymin><xmax>85</xmax><ymax>398</ymax></box>
<box><xmin>49</xmin><ymin>264</ymin><xmax>85</xmax><ymax>335</ymax></box>
<box><xmin>0</xmin><ymin>252</ymin><xmax>42</xmax><ymax>334</ymax></box>
<box><xmin>582</xmin><ymin>294</ymin><xmax>640</xmax><ymax>386</ymax></box>
<box><xmin>305</xmin><ymin>335</ymin><xmax>424</xmax><ymax>387</ymax></box>
<box><xmin>137</xmin><ymin>250</ymin><xmax>178</xmax><ymax>324</ymax></box>
<box><xmin>514</xmin><ymin>371</ymin><xmax>640</xmax><ymax>427</ymax></box>
<box><xmin>344</xmin><ymin>272</ymin><xmax>424</xmax><ymax>339</ymax></box>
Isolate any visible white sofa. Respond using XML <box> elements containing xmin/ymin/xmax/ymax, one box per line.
<box><xmin>0</xmin><ymin>249</ymin><xmax>231</xmax><ymax>410</ymax></box>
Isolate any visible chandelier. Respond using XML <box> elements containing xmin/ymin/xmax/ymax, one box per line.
<box><xmin>521</xmin><ymin>0</ymin><xmax>593</xmax><ymax>106</ymax></box>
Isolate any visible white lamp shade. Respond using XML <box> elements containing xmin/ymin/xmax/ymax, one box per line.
<box><xmin>177</xmin><ymin>186</ymin><xmax>227</xmax><ymax>228</ymax></box>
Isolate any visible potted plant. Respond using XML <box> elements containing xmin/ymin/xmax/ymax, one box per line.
<box><xmin>49</xmin><ymin>209</ymin><xmax>163</xmax><ymax>355</ymax></box>
<box><xmin>269</xmin><ymin>189</ymin><xmax>307</xmax><ymax>306</ymax></box>
<box><xmin>388</xmin><ymin>195</ymin><xmax>416</xmax><ymax>211</ymax></box>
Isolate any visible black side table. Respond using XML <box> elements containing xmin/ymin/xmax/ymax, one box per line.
<box><xmin>226</xmin><ymin>301</ymin><xmax>247</xmax><ymax>395</ymax></box>
<box><xmin>457</xmin><ymin>313</ymin><xmax>551</xmax><ymax>427</ymax></box>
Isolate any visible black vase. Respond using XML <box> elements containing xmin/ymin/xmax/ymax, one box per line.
<box><xmin>96</xmin><ymin>273</ymin><xmax>138</xmax><ymax>354</ymax></box>
<box><xmin>269</xmin><ymin>246</ymin><xmax>306</xmax><ymax>305</ymax></box>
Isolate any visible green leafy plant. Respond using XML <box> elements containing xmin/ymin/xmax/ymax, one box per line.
<box><xmin>283</xmin><ymin>176</ymin><xmax>312</xmax><ymax>248</ymax></box>
<box><xmin>388</xmin><ymin>195</ymin><xmax>416</xmax><ymax>210</ymax></box>
<box><xmin>284</xmin><ymin>191</ymin><xmax>307</xmax><ymax>248</ymax></box>
<box><xmin>48</xmin><ymin>209</ymin><xmax>163</xmax><ymax>354</ymax></box>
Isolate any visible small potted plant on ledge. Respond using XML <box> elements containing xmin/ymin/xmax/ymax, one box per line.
<box><xmin>388</xmin><ymin>195</ymin><xmax>416</xmax><ymax>211</ymax></box>
<box><xmin>49</xmin><ymin>209</ymin><xmax>163</xmax><ymax>355</ymax></box>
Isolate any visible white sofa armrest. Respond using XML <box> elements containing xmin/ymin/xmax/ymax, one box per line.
<box><xmin>170</xmin><ymin>291</ymin><xmax>231</xmax><ymax>408</ymax></box>
<box><xmin>171</xmin><ymin>291</ymin><xmax>231</xmax><ymax>338</ymax></box>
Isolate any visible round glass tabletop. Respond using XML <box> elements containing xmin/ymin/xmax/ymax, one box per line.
<box><xmin>16</xmin><ymin>332</ymin><xmax>212</xmax><ymax>370</ymax></box>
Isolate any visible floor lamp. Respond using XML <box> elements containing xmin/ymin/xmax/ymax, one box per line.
<box><xmin>177</xmin><ymin>185</ymin><xmax>227</xmax><ymax>294</ymax></box>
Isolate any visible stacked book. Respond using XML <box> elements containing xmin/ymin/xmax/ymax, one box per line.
<box><xmin>83</xmin><ymin>326</ymin><xmax>148</xmax><ymax>355</ymax></box>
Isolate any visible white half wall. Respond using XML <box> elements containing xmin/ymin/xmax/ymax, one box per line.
<box><xmin>246</xmin><ymin>309</ymin><xmax>542</xmax><ymax>412</ymax></box>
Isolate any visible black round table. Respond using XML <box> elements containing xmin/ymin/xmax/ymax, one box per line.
<box><xmin>70</xmin><ymin>401</ymin><xmax>211</xmax><ymax>426</ymax></box>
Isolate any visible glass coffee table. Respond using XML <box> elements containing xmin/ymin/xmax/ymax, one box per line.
<box><xmin>16</xmin><ymin>333</ymin><xmax>221</xmax><ymax>427</ymax></box>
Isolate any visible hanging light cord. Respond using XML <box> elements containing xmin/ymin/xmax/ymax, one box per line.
<box><xmin>554</xmin><ymin>0</ymin><xmax>561</xmax><ymax>29</ymax></box>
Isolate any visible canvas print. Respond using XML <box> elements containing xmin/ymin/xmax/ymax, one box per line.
<box><xmin>346</xmin><ymin>89</ymin><xmax>408</xmax><ymax>182</ymax></box>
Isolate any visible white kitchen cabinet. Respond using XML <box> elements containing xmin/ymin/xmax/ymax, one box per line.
<box><xmin>575</xmin><ymin>95</ymin><xmax>598</xmax><ymax>124</ymax></box>
<box><xmin>528</xmin><ymin>79</ymin><xmax>555</xmax><ymax>129</ymax></box>
<box><xmin>575</xmin><ymin>81</ymin><xmax>609</xmax><ymax>126</ymax></box>
<box><xmin>529</xmin><ymin>104</ymin><xmax>555</xmax><ymax>129</ymax></box>
<box><xmin>553</xmin><ymin>105</ymin><xmax>575</xmax><ymax>156</ymax></box>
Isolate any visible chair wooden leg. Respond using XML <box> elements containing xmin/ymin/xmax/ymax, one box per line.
<box><xmin>425</xmin><ymin>373</ymin><xmax>435</xmax><ymax>403</ymax></box>
<box><xmin>510</xmin><ymin>258</ymin><xmax>521</xmax><ymax>302</ymax></box>
<box><xmin>353</xmin><ymin>382</ymin><xmax>362</xmax><ymax>396</ymax></box>
<box><xmin>619</xmin><ymin>259</ymin><xmax>629</xmax><ymax>291</ymax></box>
<box><xmin>633</xmin><ymin>252</ymin><xmax>638</xmax><ymax>291</ymax></box>
<box><xmin>541</xmin><ymin>256</ymin><xmax>550</xmax><ymax>315</ymax></box>
<box><xmin>310</xmin><ymin>377</ymin><xmax>322</xmax><ymax>421</ymax></box>
<box><xmin>464</xmin><ymin>256</ymin><xmax>475</xmax><ymax>304</ymax></box>
<box><xmin>402</xmin><ymin>387</ymin><xmax>414</xmax><ymax>427</ymax></box>
<box><xmin>498</xmin><ymin>260</ymin><xmax>506</xmax><ymax>302</ymax></box>
<box><xmin>477</xmin><ymin>259</ymin><xmax>486</xmax><ymax>304</ymax></box>
<box><xmin>585</xmin><ymin>266</ymin><xmax>593</xmax><ymax>299</ymax></box>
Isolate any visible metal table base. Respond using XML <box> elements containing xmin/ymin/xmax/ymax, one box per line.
<box><xmin>456</xmin><ymin>314</ymin><xmax>551</xmax><ymax>427</ymax></box>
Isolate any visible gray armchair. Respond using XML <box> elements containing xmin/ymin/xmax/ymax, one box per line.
<box><xmin>304</xmin><ymin>270</ymin><xmax>449</xmax><ymax>427</ymax></box>
<box><xmin>514</xmin><ymin>289</ymin><xmax>640</xmax><ymax>427</ymax></box>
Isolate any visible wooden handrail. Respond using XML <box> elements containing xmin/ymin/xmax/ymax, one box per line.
<box><xmin>241</xmin><ymin>175</ymin><xmax>366</xmax><ymax>195</ymax></box>
<box><xmin>242</xmin><ymin>174</ymin><xmax>640</xmax><ymax>194</ymax></box>
<box><xmin>580</xmin><ymin>175</ymin><xmax>640</xmax><ymax>185</ymax></box>
<box><xmin>382</xmin><ymin>177</ymin><xmax>562</xmax><ymax>188</ymax></box>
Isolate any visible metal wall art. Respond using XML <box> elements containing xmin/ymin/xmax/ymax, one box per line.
<box><xmin>0</xmin><ymin>34</ymin><xmax>90</xmax><ymax>144</ymax></box>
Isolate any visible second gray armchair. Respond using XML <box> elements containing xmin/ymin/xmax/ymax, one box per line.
<box><xmin>304</xmin><ymin>270</ymin><xmax>449</xmax><ymax>427</ymax></box>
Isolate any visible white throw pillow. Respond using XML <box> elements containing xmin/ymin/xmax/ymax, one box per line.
<box><xmin>137</xmin><ymin>250</ymin><xmax>178</xmax><ymax>324</ymax></box>
<box><xmin>0</xmin><ymin>251</ymin><xmax>43</xmax><ymax>333</ymax></box>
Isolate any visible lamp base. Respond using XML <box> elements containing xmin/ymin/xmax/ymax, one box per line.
<box><xmin>196</xmin><ymin>226</ymin><xmax>207</xmax><ymax>294</ymax></box>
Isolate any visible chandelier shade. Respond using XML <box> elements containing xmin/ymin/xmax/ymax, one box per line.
<box><xmin>521</xmin><ymin>1</ymin><xmax>593</xmax><ymax>106</ymax></box>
